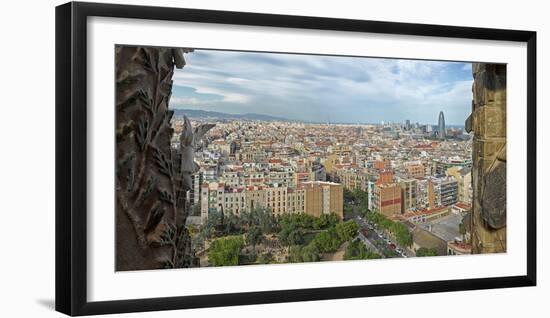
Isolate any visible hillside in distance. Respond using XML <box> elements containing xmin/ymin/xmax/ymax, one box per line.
<box><xmin>173</xmin><ymin>109</ymin><xmax>290</xmax><ymax>122</ymax></box>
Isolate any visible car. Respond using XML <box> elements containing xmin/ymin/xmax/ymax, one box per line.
<box><xmin>396</xmin><ymin>248</ymin><xmax>403</xmax><ymax>253</ymax></box>
<box><xmin>389</xmin><ymin>243</ymin><xmax>396</xmax><ymax>250</ymax></box>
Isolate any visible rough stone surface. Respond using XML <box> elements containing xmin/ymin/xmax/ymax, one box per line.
<box><xmin>115</xmin><ymin>46</ymin><xmax>213</xmax><ymax>270</ymax></box>
<box><xmin>469</xmin><ymin>63</ymin><xmax>507</xmax><ymax>254</ymax></box>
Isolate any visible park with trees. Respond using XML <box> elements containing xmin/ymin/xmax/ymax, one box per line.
<box><xmin>198</xmin><ymin>207</ymin><xmax>380</xmax><ymax>267</ymax></box>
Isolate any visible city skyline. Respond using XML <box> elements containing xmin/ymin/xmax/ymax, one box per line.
<box><xmin>170</xmin><ymin>49</ymin><xmax>473</xmax><ymax>125</ymax></box>
<box><xmin>114</xmin><ymin>46</ymin><xmax>506</xmax><ymax>272</ymax></box>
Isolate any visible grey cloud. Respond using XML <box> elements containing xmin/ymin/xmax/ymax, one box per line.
<box><xmin>171</xmin><ymin>49</ymin><xmax>472</xmax><ymax>125</ymax></box>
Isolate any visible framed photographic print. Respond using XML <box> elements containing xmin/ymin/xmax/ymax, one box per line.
<box><xmin>55</xmin><ymin>1</ymin><xmax>537</xmax><ymax>316</ymax></box>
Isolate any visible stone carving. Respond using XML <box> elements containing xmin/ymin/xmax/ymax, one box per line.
<box><xmin>468</xmin><ymin>63</ymin><xmax>507</xmax><ymax>253</ymax></box>
<box><xmin>481</xmin><ymin>145</ymin><xmax>506</xmax><ymax>229</ymax></box>
<box><xmin>115</xmin><ymin>46</ymin><xmax>213</xmax><ymax>270</ymax></box>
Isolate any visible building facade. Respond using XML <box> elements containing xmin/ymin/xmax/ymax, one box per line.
<box><xmin>400</xmin><ymin>178</ymin><xmax>417</xmax><ymax>213</ymax></box>
<box><xmin>302</xmin><ymin>181</ymin><xmax>343</xmax><ymax>218</ymax></box>
<box><xmin>372</xmin><ymin>183</ymin><xmax>402</xmax><ymax>217</ymax></box>
<box><xmin>200</xmin><ymin>181</ymin><xmax>343</xmax><ymax>222</ymax></box>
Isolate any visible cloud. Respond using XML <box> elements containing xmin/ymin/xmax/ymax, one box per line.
<box><xmin>192</xmin><ymin>86</ymin><xmax>250</xmax><ymax>104</ymax></box>
<box><xmin>171</xmin><ymin>96</ymin><xmax>213</xmax><ymax>106</ymax></box>
<box><xmin>170</xmin><ymin>50</ymin><xmax>473</xmax><ymax>125</ymax></box>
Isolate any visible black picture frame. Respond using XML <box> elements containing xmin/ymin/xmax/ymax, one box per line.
<box><xmin>55</xmin><ymin>1</ymin><xmax>537</xmax><ymax>316</ymax></box>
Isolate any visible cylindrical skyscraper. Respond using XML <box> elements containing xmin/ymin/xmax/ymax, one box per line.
<box><xmin>438</xmin><ymin>111</ymin><xmax>446</xmax><ymax>140</ymax></box>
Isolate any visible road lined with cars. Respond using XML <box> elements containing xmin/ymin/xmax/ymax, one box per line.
<box><xmin>353</xmin><ymin>212</ymin><xmax>409</xmax><ymax>258</ymax></box>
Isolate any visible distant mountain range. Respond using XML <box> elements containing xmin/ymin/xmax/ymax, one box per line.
<box><xmin>173</xmin><ymin>109</ymin><xmax>290</xmax><ymax>122</ymax></box>
<box><xmin>172</xmin><ymin>109</ymin><xmax>466</xmax><ymax>127</ymax></box>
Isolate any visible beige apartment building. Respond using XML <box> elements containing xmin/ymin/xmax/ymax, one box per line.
<box><xmin>446</xmin><ymin>166</ymin><xmax>472</xmax><ymax>203</ymax></box>
<box><xmin>287</xmin><ymin>188</ymin><xmax>306</xmax><ymax>215</ymax></box>
<box><xmin>301</xmin><ymin>181</ymin><xmax>343</xmax><ymax>219</ymax></box>
<box><xmin>245</xmin><ymin>185</ymin><xmax>267</xmax><ymax>211</ymax></box>
<box><xmin>404</xmin><ymin>161</ymin><xmax>425</xmax><ymax>178</ymax></box>
<box><xmin>337</xmin><ymin>169</ymin><xmax>368</xmax><ymax>192</ymax></box>
<box><xmin>265</xmin><ymin>185</ymin><xmax>288</xmax><ymax>216</ymax></box>
<box><xmin>372</xmin><ymin>183</ymin><xmax>402</xmax><ymax>217</ymax></box>
<box><xmin>200</xmin><ymin>181</ymin><xmax>343</xmax><ymax>222</ymax></box>
<box><xmin>400</xmin><ymin>178</ymin><xmax>417</xmax><ymax>213</ymax></box>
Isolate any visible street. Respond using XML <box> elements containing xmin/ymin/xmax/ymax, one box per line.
<box><xmin>349</xmin><ymin>205</ymin><xmax>409</xmax><ymax>258</ymax></box>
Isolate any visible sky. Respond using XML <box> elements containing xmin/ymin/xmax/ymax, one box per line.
<box><xmin>170</xmin><ymin>49</ymin><xmax>473</xmax><ymax>125</ymax></box>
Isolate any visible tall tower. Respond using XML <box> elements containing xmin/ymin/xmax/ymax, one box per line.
<box><xmin>438</xmin><ymin>111</ymin><xmax>446</xmax><ymax>140</ymax></box>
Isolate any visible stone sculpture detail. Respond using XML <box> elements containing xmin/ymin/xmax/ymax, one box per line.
<box><xmin>115</xmin><ymin>46</ymin><xmax>213</xmax><ymax>270</ymax></box>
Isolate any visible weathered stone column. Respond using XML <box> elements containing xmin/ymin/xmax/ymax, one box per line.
<box><xmin>467</xmin><ymin>63</ymin><xmax>507</xmax><ymax>254</ymax></box>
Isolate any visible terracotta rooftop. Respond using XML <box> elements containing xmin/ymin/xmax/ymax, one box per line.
<box><xmin>403</xmin><ymin>206</ymin><xmax>449</xmax><ymax>218</ymax></box>
<box><xmin>454</xmin><ymin>202</ymin><xmax>472</xmax><ymax>210</ymax></box>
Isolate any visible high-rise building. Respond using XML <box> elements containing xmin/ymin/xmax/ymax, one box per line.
<box><xmin>438</xmin><ymin>111</ymin><xmax>446</xmax><ymax>140</ymax></box>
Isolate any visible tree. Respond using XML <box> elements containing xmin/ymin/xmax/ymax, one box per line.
<box><xmin>207</xmin><ymin>236</ymin><xmax>244</xmax><ymax>266</ymax></box>
<box><xmin>205</xmin><ymin>210</ymin><xmax>222</xmax><ymax>230</ymax></box>
<box><xmin>301</xmin><ymin>243</ymin><xmax>321</xmax><ymax>262</ymax></box>
<box><xmin>246</xmin><ymin>225</ymin><xmax>263</xmax><ymax>252</ymax></box>
<box><xmin>313</xmin><ymin>213</ymin><xmax>340</xmax><ymax>230</ymax></box>
<box><xmin>335</xmin><ymin>220</ymin><xmax>359</xmax><ymax>242</ymax></box>
<box><xmin>280</xmin><ymin>213</ymin><xmax>316</xmax><ymax>229</ymax></box>
<box><xmin>287</xmin><ymin>228</ymin><xmax>305</xmax><ymax>246</ymax></box>
<box><xmin>255</xmin><ymin>208</ymin><xmax>277</xmax><ymax>233</ymax></box>
<box><xmin>344</xmin><ymin>240</ymin><xmax>381</xmax><ymax>260</ymax></box>
<box><xmin>279</xmin><ymin>223</ymin><xmax>304</xmax><ymax>246</ymax></box>
<box><xmin>459</xmin><ymin>222</ymin><xmax>467</xmax><ymax>241</ymax></box>
<box><xmin>367</xmin><ymin>211</ymin><xmax>384</xmax><ymax>225</ymax></box>
<box><xmin>288</xmin><ymin>245</ymin><xmax>303</xmax><ymax>263</ymax></box>
<box><xmin>222</xmin><ymin>212</ymin><xmax>241</xmax><ymax>235</ymax></box>
<box><xmin>353</xmin><ymin>188</ymin><xmax>368</xmax><ymax>204</ymax></box>
<box><xmin>343</xmin><ymin>188</ymin><xmax>355</xmax><ymax>203</ymax></box>
<box><xmin>343</xmin><ymin>206</ymin><xmax>354</xmax><ymax>219</ymax></box>
<box><xmin>390</xmin><ymin>222</ymin><xmax>413</xmax><ymax>247</ymax></box>
<box><xmin>311</xmin><ymin>229</ymin><xmax>342</xmax><ymax>253</ymax></box>
<box><xmin>416</xmin><ymin>247</ymin><xmax>439</xmax><ymax>257</ymax></box>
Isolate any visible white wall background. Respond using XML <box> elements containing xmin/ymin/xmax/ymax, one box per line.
<box><xmin>0</xmin><ymin>0</ymin><xmax>546</xmax><ymax>317</ymax></box>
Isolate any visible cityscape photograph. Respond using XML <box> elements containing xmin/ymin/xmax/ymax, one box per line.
<box><xmin>115</xmin><ymin>47</ymin><xmax>507</xmax><ymax>271</ymax></box>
